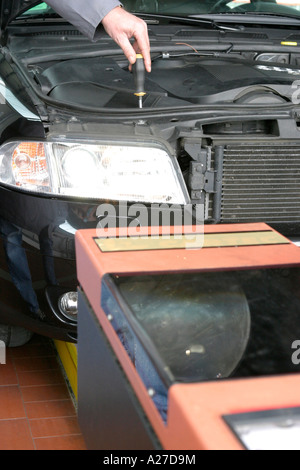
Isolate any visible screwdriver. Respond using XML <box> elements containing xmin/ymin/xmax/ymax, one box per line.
<box><xmin>132</xmin><ymin>53</ymin><xmax>146</xmax><ymax>108</ymax></box>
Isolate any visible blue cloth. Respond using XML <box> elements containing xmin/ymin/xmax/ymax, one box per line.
<box><xmin>102</xmin><ymin>281</ymin><xmax>169</xmax><ymax>422</ymax></box>
<box><xmin>0</xmin><ymin>218</ymin><xmax>40</xmax><ymax>313</ymax></box>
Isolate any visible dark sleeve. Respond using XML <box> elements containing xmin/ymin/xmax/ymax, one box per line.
<box><xmin>45</xmin><ymin>0</ymin><xmax>123</xmax><ymax>40</ymax></box>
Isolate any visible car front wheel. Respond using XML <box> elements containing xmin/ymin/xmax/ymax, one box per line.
<box><xmin>0</xmin><ymin>324</ymin><xmax>33</xmax><ymax>347</ymax></box>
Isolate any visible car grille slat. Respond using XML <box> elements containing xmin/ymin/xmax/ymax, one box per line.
<box><xmin>220</xmin><ymin>143</ymin><xmax>300</xmax><ymax>225</ymax></box>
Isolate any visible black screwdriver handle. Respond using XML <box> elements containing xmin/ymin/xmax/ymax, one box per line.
<box><xmin>133</xmin><ymin>54</ymin><xmax>146</xmax><ymax>98</ymax></box>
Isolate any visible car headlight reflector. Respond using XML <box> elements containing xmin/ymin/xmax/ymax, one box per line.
<box><xmin>0</xmin><ymin>141</ymin><xmax>189</xmax><ymax>204</ymax></box>
<box><xmin>61</xmin><ymin>146</ymin><xmax>100</xmax><ymax>186</ymax></box>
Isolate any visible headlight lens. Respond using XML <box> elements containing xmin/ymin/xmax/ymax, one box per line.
<box><xmin>0</xmin><ymin>141</ymin><xmax>189</xmax><ymax>204</ymax></box>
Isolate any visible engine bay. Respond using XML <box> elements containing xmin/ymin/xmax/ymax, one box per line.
<box><xmin>25</xmin><ymin>54</ymin><xmax>300</xmax><ymax>108</ymax></box>
<box><xmin>6</xmin><ymin>18</ymin><xmax>300</xmax><ymax>110</ymax></box>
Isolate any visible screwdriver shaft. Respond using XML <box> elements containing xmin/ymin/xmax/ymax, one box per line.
<box><xmin>133</xmin><ymin>53</ymin><xmax>146</xmax><ymax>109</ymax></box>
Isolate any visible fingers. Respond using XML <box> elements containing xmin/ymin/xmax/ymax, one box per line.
<box><xmin>102</xmin><ymin>7</ymin><xmax>151</xmax><ymax>73</ymax></box>
<box><xmin>119</xmin><ymin>35</ymin><xmax>151</xmax><ymax>73</ymax></box>
<box><xmin>132</xmin><ymin>32</ymin><xmax>151</xmax><ymax>73</ymax></box>
<box><xmin>119</xmin><ymin>35</ymin><xmax>138</xmax><ymax>67</ymax></box>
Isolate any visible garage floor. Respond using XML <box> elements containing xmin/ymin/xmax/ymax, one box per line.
<box><xmin>0</xmin><ymin>334</ymin><xmax>86</xmax><ymax>450</ymax></box>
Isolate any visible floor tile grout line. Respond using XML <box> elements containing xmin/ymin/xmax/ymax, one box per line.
<box><xmin>33</xmin><ymin>432</ymin><xmax>84</xmax><ymax>440</ymax></box>
<box><xmin>18</xmin><ymin>398</ymin><xmax>75</xmax><ymax>404</ymax></box>
<box><xmin>0</xmin><ymin>417</ymin><xmax>30</xmax><ymax>422</ymax></box>
<box><xmin>0</xmin><ymin>411</ymin><xmax>77</xmax><ymax>422</ymax></box>
<box><xmin>0</xmin><ymin>384</ymin><xmax>19</xmax><ymax>388</ymax></box>
<box><xmin>28</xmin><ymin>415</ymin><xmax>78</xmax><ymax>422</ymax></box>
<box><xmin>20</xmin><ymin>381</ymin><xmax>67</xmax><ymax>388</ymax></box>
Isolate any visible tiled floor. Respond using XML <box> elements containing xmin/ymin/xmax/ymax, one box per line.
<box><xmin>0</xmin><ymin>334</ymin><xmax>86</xmax><ymax>450</ymax></box>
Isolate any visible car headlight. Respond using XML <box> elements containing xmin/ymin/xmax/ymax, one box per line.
<box><xmin>0</xmin><ymin>141</ymin><xmax>190</xmax><ymax>204</ymax></box>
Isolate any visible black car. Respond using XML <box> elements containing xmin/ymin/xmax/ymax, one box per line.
<box><xmin>0</xmin><ymin>0</ymin><xmax>300</xmax><ymax>346</ymax></box>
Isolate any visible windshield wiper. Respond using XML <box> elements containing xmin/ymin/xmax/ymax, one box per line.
<box><xmin>191</xmin><ymin>12</ymin><xmax>300</xmax><ymax>26</ymax></box>
<box><xmin>236</xmin><ymin>11</ymin><xmax>300</xmax><ymax>21</ymax></box>
<box><xmin>134</xmin><ymin>13</ymin><xmax>241</xmax><ymax>31</ymax></box>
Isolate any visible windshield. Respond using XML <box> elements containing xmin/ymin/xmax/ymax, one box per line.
<box><xmin>127</xmin><ymin>0</ymin><xmax>300</xmax><ymax>16</ymax></box>
<box><xmin>22</xmin><ymin>1</ymin><xmax>300</xmax><ymax>19</ymax></box>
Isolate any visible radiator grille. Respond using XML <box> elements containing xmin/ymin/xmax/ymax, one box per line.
<box><xmin>221</xmin><ymin>143</ymin><xmax>300</xmax><ymax>224</ymax></box>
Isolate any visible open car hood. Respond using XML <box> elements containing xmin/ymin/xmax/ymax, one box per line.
<box><xmin>0</xmin><ymin>0</ymin><xmax>41</xmax><ymax>33</ymax></box>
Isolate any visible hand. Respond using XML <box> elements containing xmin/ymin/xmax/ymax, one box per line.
<box><xmin>102</xmin><ymin>7</ymin><xmax>151</xmax><ymax>72</ymax></box>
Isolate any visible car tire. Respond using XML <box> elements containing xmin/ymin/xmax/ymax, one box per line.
<box><xmin>0</xmin><ymin>324</ymin><xmax>33</xmax><ymax>347</ymax></box>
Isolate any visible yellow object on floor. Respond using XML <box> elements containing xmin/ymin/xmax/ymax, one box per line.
<box><xmin>54</xmin><ymin>340</ymin><xmax>78</xmax><ymax>400</ymax></box>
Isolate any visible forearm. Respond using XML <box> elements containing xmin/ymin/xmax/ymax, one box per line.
<box><xmin>45</xmin><ymin>0</ymin><xmax>123</xmax><ymax>40</ymax></box>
